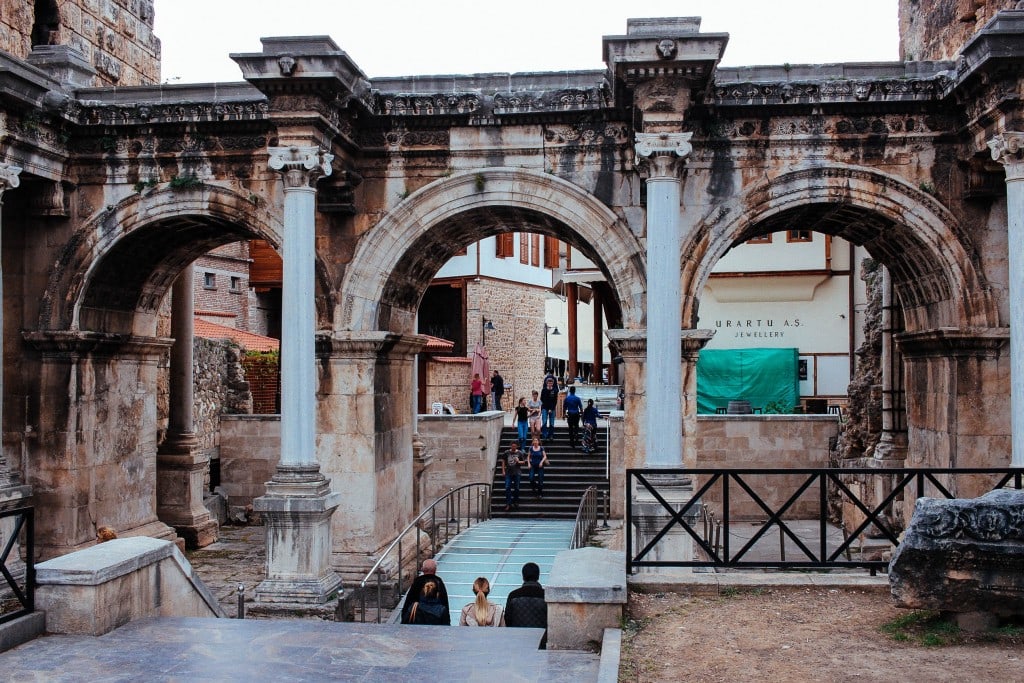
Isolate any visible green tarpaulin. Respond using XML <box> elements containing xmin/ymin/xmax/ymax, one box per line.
<box><xmin>697</xmin><ymin>348</ymin><xmax>799</xmax><ymax>414</ymax></box>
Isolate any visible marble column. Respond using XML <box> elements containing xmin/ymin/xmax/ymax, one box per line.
<box><xmin>0</xmin><ymin>162</ymin><xmax>30</xmax><ymax>583</ymax></box>
<box><xmin>635</xmin><ymin>132</ymin><xmax>692</xmax><ymax>468</ymax></box>
<box><xmin>156</xmin><ymin>266</ymin><xmax>218</xmax><ymax>548</ymax></box>
<box><xmin>988</xmin><ymin>132</ymin><xmax>1024</xmax><ymax>467</ymax></box>
<box><xmin>254</xmin><ymin>145</ymin><xmax>343</xmax><ymax>604</ymax></box>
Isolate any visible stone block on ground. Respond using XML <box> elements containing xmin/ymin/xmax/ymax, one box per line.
<box><xmin>889</xmin><ymin>488</ymin><xmax>1024</xmax><ymax>621</ymax></box>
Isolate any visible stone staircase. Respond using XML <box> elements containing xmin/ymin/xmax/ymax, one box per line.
<box><xmin>491</xmin><ymin>424</ymin><xmax>609</xmax><ymax>519</ymax></box>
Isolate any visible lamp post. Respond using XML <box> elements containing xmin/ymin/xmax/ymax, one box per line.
<box><xmin>544</xmin><ymin>323</ymin><xmax>561</xmax><ymax>373</ymax></box>
<box><xmin>482</xmin><ymin>317</ymin><xmax>495</xmax><ymax>346</ymax></box>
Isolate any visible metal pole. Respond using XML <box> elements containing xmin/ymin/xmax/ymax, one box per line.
<box><xmin>236</xmin><ymin>584</ymin><xmax>245</xmax><ymax>619</ymax></box>
<box><xmin>376</xmin><ymin>569</ymin><xmax>383</xmax><ymax>624</ymax></box>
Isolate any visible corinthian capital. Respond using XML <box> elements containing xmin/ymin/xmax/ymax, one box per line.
<box><xmin>635</xmin><ymin>132</ymin><xmax>693</xmax><ymax>179</ymax></box>
<box><xmin>268</xmin><ymin>146</ymin><xmax>334</xmax><ymax>188</ymax></box>
<box><xmin>988</xmin><ymin>132</ymin><xmax>1024</xmax><ymax>180</ymax></box>
<box><xmin>0</xmin><ymin>162</ymin><xmax>23</xmax><ymax>196</ymax></box>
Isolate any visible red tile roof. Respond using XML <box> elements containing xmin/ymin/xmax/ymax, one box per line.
<box><xmin>193</xmin><ymin>318</ymin><xmax>279</xmax><ymax>352</ymax></box>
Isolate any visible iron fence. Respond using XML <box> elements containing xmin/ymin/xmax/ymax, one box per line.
<box><xmin>571</xmin><ymin>486</ymin><xmax>598</xmax><ymax>549</ymax></box>
<box><xmin>358</xmin><ymin>482</ymin><xmax>490</xmax><ymax>623</ymax></box>
<box><xmin>627</xmin><ymin>467</ymin><xmax>1024</xmax><ymax>574</ymax></box>
<box><xmin>0</xmin><ymin>506</ymin><xmax>33</xmax><ymax>625</ymax></box>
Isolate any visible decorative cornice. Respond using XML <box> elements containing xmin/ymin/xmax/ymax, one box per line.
<box><xmin>710</xmin><ymin>77</ymin><xmax>951</xmax><ymax>107</ymax></box>
<box><xmin>606</xmin><ymin>329</ymin><xmax>646</xmax><ymax>360</ymax></box>
<box><xmin>268</xmin><ymin>145</ymin><xmax>333</xmax><ymax>189</ymax></box>
<box><xmin>0</xmin><ymin>162</ymin><xmax>23</xmax><ymax>196</ymax></box>
<box><xmin>315</xmin><ymin>331</ymin><xmax>427</xmax><ymax>360</ymax></box>
<box><xmin>24</xmin><ymin>330</ymin><xmax>173</xmax><ymax>360</ymax></box>
<box><xmin>988</xmin><ymin>132</ymin><xmax>1024</xmax><ymax>181</ymax></box>
<box><xmin>634</xmin><ymin>132</ymin><xmax>692</xmax><ymax>179</ymax></box>
<box><xmin>895</xmin><ymin>327</ymin><xmax>1009</xmax><ymax>360</ymax></box>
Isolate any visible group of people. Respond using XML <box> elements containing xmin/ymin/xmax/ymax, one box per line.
<box><xmin>470</xmin><ymin>370</ymin><xmax>507</xmax><ymax>414</ymax></box>
<box><xmin>399</xmin><ymin>559</ymin><xmax>548</xmax><ymax>639</ymax></box>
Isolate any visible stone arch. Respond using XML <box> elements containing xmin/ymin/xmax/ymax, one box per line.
<box><xmin>682</xmin><ymin>164</ymin><xmax>998</xmax><ymax>333</ymax></box>
<box><xmin>337</xmin><ymin>167</ymin><xmax>645</xmax><ymax>334</ymax></box>
<box><xmin>38</xmin><ymin>185</ymin><xmax>302</xmax><ymax>336</ymax></box>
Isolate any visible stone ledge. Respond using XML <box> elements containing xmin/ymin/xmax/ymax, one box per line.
<box><xmin>36</xmin><ymin>537</ymin><xmax>174</xmax><ymax>586</ymax></box>
<box><xmin>548</xmin><ymin>547</ymin><xmax>627</xmax><ymax>603</ymax></box>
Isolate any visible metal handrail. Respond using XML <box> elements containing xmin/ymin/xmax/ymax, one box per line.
<box><xmin>571</xmin><ymin>486</ymin><xmax>598</xmax><ymax>549</ymax></box>
<box><xmin>0</xmin><ymin>506</ymin><xmax>34</xmax><ymax>625</ymax></box>
<box><xmin>359</xmin><ymin>482</ymin><xmax>491</xmax><ymax>623</ymax></box>
<box><xmin>626</xmin><ymin>467</ymin><xmax>1024</xmax><ymax>573</ymax></box>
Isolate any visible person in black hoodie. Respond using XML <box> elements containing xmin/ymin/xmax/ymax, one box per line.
<box><xmin>505</xmin><ymin>561</ymin><xmax>548</xmax><ymax>647</ymax></box>
<box><xmin>539</xmin><ymin>376</ymin><xmax>559</xmax><ymax>440</ymax></box>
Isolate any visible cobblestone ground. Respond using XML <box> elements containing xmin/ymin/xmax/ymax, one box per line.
<box><xmin>185</xmin><ymin>524</ymin><xmax>266</xmax><ymax>617</ymax></box>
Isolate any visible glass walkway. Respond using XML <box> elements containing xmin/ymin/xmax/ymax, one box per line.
<box><xmin>433</xmin><ymin>518</ymin><xmax>575</xmax><ymax>620</ymax></box>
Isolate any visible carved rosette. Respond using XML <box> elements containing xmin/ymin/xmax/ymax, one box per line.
<box><xmin>0</xmin><ymin>162</ymin><xmax>23</xmax><ymax>198</ymax></box>
<box><xmin>989</xmin><ymin>132</ymin><xmax>1024</xmax><ymax>181</ymax></box>
<box><xmin>634</xmin><ymin>132</ymin><xmax>692</xmax><ymax>179</ymax></box>
<box><xmin>268</xmin><ymin>145</ymin><xmax>334</xmax><ymax>189</ymax></box>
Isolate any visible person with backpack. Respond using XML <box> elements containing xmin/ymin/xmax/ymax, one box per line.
<box><xmin>400</xmin><ymin>558</ymin><xmax>451</xmax><ymax>625</ymax></box>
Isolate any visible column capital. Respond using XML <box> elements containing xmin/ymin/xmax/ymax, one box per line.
<box><xmin>988</xmin><ymin>132</ymin><xmax>1024</xmax><ymax>180</ymax></box>
<box><xmin>268</xmin><ymin>145</ymin><xmax>334</xmax><ymax>189</ymax></box>
<box><xmin>0</xmin><ymin>162</ymin><xmax>23</xmax><ymax>197</ymax></box>
<box><xmin>634</xmin><ymin>132</ymin><xmax>692</xmax><ymax>179</ymax></box>
<box><xmin>606</xmin><ymin>329</ymin><xmax>647</xmax><ymax>361</ymax></box>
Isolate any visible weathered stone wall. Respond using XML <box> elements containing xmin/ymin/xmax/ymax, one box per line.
<box><xmin>193</xmin><ymin>337</ymin><xmax>252</xmax><ymax>457</ymax></box>
<box><xmin>694</xmin><ymin>415</ymin><xmax>841</xmax><ymax>519</ymax></box>
<box><xmin>242</xmin><ymin>354</ymin><xmax>279</xmax><ymax>414</ymax></box>
<box><xmin>425</xmin><ymin>358</ymin><xmax>473</xmax><ymax>412</ymax></box>
<box><xmin>0</xmin><ymin>0</ymin><xmax>161</xmax><ymax>86</ymax></box>
<box><xmin>218</xmin><ymin>415</ymin><xmax>280</xmax><ymax>509</ymax></box>
<box><xmin>464</xmin><ymin>278</ymin><xmax>549</xmax><ymax>409</ymax></box>
<box><xmin>899</xmin><ymin>0</ymin><xmax>1016</xmax><ymax>60</ymax></box>
<box><xmin>416</xmin><ymin>412</ymin><xmax>504</xmax><ymax>506</ymax></box>
<box><xmin>193</xmin><ymin>242</ymin><xmax>251</xmax><ymax>326</ymax></box>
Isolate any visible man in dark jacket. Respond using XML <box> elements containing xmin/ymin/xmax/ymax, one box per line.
<box><xmin>491</xmin><ymin>370</ymin><xmax>505</xmax><ymax>412</ymax></box>
<box><xmin>504</xmin><ymin>561</ymin><xmax>547</xmax><ymax>635</ymax></box>
<box><xmin>399</xmin><ymin>558</ymin><xmax>451</xmax><ymax>624</ymax></box>
<box><xmin>539</xmin><ymin>376</ymin><xmax>558</xmax><ymax>440</ymax></box>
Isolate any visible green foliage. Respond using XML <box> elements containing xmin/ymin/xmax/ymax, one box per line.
<box><xmin>133</xmin><ymin>177</ymin><xmax>159</xmax><ymax>193</ymax></box>
<box><xmin>169</xmin><ymin>174</ymin><xmax>203</xmax><ymax>190</ymax></box>
<box><xmin>918</xmin><ymin>180</ymin><xmax>936</xmax><ymax>195</ymax></box>
<box><xmin>763</xmin><ymin>400</ymin><xmax>791</xmax><ymax>414</ymax></box>
<box><xmin>244</xmin><ymin>349</ymin><xmax>279</xmax><ymax>365</ymax></box>
<box><xmin>474</xmin><ymin>173</ymin><xmax>486</xmax><ymax>191</ymax></box>
<box><xmin>880</xmin><ymin>610</ymin><xmax>960</xmax><ymax>646</ymax></box>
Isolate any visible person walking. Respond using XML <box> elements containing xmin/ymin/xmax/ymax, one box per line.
<box><xmin>459</xmin><ymin>577</ymin><xmax>505</xmax><ymax>627</ymax></box>
<box><xmin>490</xmin><ymin>370</ymin><xmax>505</xmax><ymax>412</ymax></box>
<box><xmin>505</xmin><ymin>561</ymin><xmax>548</xmax><ymax>647</ymax></box>
<box><xmin>400</xmin><ymin>559</ymin><xmax>451</xmax><ymax>625</ymax></box>
<box><xmin>527</xmin><ymin>390</ymin><xmax>543</xmax><ymax>441</ymax></box>
<box><xmin>581</xmin><ymin>398</ymin><xmax>599</xmax><ymax>454</ymax></box>
<box><xmin>539</xmin><ymin>376</ymin><xmax>558</xmax><ymax>440</ymax></box>
<box><xmin>563</xmin><ymin>385</ymin><xmax>583</xmax><ymax>449</ymax></box>
<box><xmin>470</xmin><ymin>372</ymin><xmax>484</xmax><ymax>414</ymax></box>
<box><xmin>527</xmin><ymin>436</ymin><xmax>548</xmax><ymax>498</ymax></box>
<box><xmin>514</xmin><ymin>397</ymin><xmax>530</xmax><ymax>446</ymax></box>
<box><xmin>501</xmin><ymin>440</ymin><xmax>525</xmax><ymax>511</ymax></box>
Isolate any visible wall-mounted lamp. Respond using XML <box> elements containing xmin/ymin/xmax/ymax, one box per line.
<box><xmin>482</xmin><ymin>317</ymin><xmax>495</xmax><ymax>345</ymax></box>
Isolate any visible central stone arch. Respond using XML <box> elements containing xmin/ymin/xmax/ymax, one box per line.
<box><xmin>337</xmin><ymin>167</ymin><xmax>646</xmax><ymax>335</ymax></box>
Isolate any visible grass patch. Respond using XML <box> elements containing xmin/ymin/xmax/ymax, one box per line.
<box><xmin>880</xmin><ymin>610</ymin><xmax>1024</xmax><ymax>647</ymax></box>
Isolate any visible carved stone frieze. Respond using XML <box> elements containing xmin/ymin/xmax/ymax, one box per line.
<box><xmin>711</xmin><ymin>77</ymin><xmax>951</xmax><ymax>106</ymax></box>
<box><xmin>381</xmin><ymin>93</ymin><xmax>481</xmax><ymax>116</ymax></box>
<box><xmin>74</xmin><ymin>101</ymin><xmax>269</xmax><ymax>126</ymax></box>
<box><xmin>381</xmin><ymin>129</ymin><xmax>451</xmax><ymax>149</ymax></box>
<box><xmin>493</xmin><ymin>87</ymin><xmax>605</xmax><ymax>115</ymax></box>
<box><xmin>543</xmin><ymin>121</ymin><xmax>630</xmax><ymax>146</ymax></box>
<box><xmin>695</xmin><ymin>113</ymin><xmax>956</xmax><ymax>142</ymax></box>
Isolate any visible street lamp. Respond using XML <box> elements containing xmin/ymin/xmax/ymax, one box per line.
<box><xmin>544</xmin><ymin>323</ymin><xmax>561</xmax><ymax>373</ymax></box>
<box><xmin>482</xmin><ymin>317</ymin><xmax>495</xmax><ymax>346</ymax></box>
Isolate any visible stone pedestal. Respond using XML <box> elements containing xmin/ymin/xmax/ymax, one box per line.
<box><xmin>631</xmin><ymin>474</ymin><xmax>695</xmax><ymax>575</ymax></box>
<box><xmin>253</xmin><ymin>468</ymin><xmax>343</xmax><ymax>604</ymax></box>
<box><xmin>156</xmin><ymin>435</ymin><xmax>218</xmax><ymax>549</ymax></box>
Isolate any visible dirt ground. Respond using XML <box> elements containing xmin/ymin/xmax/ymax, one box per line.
<box><xmin>619</xmin><ymin>586</ymin><xmax>1023</xmax><ymax>683</ymax></box>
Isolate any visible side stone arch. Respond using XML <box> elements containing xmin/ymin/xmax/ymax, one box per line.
<box><xmin>337</xmin><ymin>167</ymin><xmax>646</xmax><ymax>334</ymax></box>
<box><xmin>38</xmin><ymin>184</ymin><xmax>285</xmax><ymax>335</ymax></box>
<box><xmin>681</xmin><ymin>164</ymin><xmax>999</xmax><ymax>333</ymax></box>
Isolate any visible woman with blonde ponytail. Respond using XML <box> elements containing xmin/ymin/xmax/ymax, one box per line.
<box><xmin>459</xmin><ymin>577</ymin><xmax>505</xmax><ymax>627</ymax></box>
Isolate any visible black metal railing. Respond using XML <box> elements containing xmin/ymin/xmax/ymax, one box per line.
<box><xmin>627</xmin><ymin>468</ymin><xmax>1024</xmax><ymax>574</ymax></box>
<box><xmin>0</xmin><ymin>506</ymin><xmax>34</xmax><ymax>624</ymax></box>
<box><xmin>359</xmin><ymin>483</ymin><xmax>490</xmax><ymax>623</ymax></box>
<box><xmin>571</xmin><ymin>486</ymin><xmax>598</xmax><ymax>549</ymax></box>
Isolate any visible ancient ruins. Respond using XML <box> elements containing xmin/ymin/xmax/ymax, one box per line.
<box><xmin>0</xmin><ymin>1</ymin><xmax>1023</xmax><ymax>603</ymax></box>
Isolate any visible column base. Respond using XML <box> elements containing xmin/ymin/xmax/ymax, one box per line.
<box><xmin>157</xmin><ymin>435</ymin><xmax>219</xmax><ymax>549</ymax></box>
<box><xmin>253</xmin><ymin>467</ymin><xmax>343</xmax><ymax>605</ymax></box>
<box><xmin>632</xmin><ymin>473</ymin><xmax>696</xmax><ymax>576</ymax></box>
